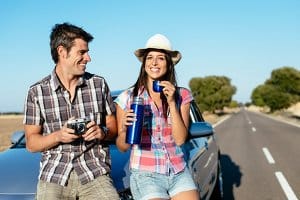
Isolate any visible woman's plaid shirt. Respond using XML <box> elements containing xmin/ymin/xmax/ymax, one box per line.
<box><xmin>114</xmin><ymin>87</ymin><xmax>193</xmax><ymax>175</ymax></box>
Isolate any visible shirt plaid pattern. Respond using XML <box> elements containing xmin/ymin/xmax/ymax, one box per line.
<box><xmin>114</xmin><ymin>87</ymin><xmax>193</xmax><ymax>174</ymax></box>
<box><xmin>23</xmin><ymin>70</ymin><xmax>116</xmax><ymax>186</ymax></box>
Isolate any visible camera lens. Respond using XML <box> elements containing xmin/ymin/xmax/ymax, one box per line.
<box><xmin>76</xmin><ymin>123</ymin><xmax>86</xmax><ymax>133</ymax></box>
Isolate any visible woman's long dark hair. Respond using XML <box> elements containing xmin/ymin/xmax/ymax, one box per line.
<box><xmin>132</xmin><ymin>49</ymin><xmax>179</xmax><ymax>118</ymax></box>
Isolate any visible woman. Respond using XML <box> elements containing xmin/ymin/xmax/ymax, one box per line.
<box><xmin>114</xmin><ymin>34</ymin><xmax>200</xmax><ymax>200</ymax></box>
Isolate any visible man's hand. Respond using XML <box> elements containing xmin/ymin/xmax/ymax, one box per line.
<box><xmin>82</xmin><ymin>121</ymin><xmax>105</xmax><ymax>141</ymax></box>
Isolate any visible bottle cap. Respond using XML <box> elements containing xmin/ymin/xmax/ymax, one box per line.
<box><xmin>132</xmin><ymin>97</ymin><xmax>144</xmax><ymax>104</ymax></box>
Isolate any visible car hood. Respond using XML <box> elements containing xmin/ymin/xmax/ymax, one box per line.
<box><xmin>0</xmin><ymin>148</ymin><xmax>40</xmax><ymax>198</ymax></box>
<box><xmin>0</xmin><ymin>194</ymin><xmax>35</xmax><ymax>200</ymax></box>
<box><xmin>0</xmin><ymin>145</ymin><xmax>131</xmax><ymax>198</ymax></box>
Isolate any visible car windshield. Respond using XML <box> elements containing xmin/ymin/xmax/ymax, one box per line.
<box><xmin>11</xmin><ymin>133</ymin><xmax>26</xmax><ymax>148</ymax></box>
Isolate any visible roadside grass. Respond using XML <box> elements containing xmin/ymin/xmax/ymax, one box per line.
<box><xmin>0</xmin><ymin>115</ymin><xmax>24</xmax><ymax>152</ymax></box>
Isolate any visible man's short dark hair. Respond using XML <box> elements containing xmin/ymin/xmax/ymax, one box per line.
<box><xmin>50</xmin><ymin>22</ymin><xmax>94</xmax><ymax>63</ymax></box>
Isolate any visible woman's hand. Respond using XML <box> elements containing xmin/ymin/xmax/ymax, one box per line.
<box><xmin>121</xmin><ymin>109</ymin><xmax>136</xmax><ymax>132</ymax></box>
<box><xmin>160</xmin><ymin>81</ymin><xmax>176</xmax><ymax>104</ymax></box>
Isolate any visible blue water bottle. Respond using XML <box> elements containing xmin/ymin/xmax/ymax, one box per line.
<box><xmin>126</xmin><ymin>97</ymin><xmax>144</xmax><ymax>144</ymax></box>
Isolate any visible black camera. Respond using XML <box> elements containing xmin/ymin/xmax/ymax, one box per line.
<box><xmin>67</xmin><ymin>118</ymin><xmax>90</xmax><ymax>135</ymax></box>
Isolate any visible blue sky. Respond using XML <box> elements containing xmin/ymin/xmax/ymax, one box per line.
<box><xmin>1</xmin><ymin>0</ymin><xmax>299</xmax><ymax>112</ymax></box>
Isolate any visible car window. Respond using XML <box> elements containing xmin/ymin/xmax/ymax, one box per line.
<box><xmin>190</xmin><ymin>101</ymin><xmax>205</xmax><ymax>123</ymax></box>
<box><xmin>11</xmin><ymin>131</ymin><xmax>26</xmax><ymax>148</ymax></box>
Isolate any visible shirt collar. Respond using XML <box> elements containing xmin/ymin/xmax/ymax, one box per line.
<box><xmin>50</xmin><ymin>68</ymin><xmax>86</xmax><ymax>91</ymax></box>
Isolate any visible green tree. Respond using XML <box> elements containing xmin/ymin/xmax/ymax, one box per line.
<box><xmin>229</xmin><ymin>100</ymin><xmax>239</xmax><ymax>108</ymax></box>
<box><xmin>189</xmin><ymin>76</ymin><xmax>236</xmax><ymax>112</ymax></box>
<box><xmin>251</xmin><ymin>66</ymin><xmax>300</xmax><ymax>111</ymax></box>
<box><xmin>252</xmin><ymin>84</ymin><xmax>291</xmax><ymax>112</ymax></box>
<box><xmin>266</xmin><ymin>66</ymin><xmax>300</xmax><ymax>103</ymax></box>
<box><xmin>251</xmin><ymin>85</ymin><xmax>267</xmax><ymax>107</ymax></box>
<box><xmin>267</xmin><ymin>67</ymin><xmax>300</xmax><ymax>94</ymax></box>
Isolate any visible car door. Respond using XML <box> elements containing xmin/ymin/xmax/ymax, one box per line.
<box><xmin>182</xmin><ymin>101</ymin><xmax>219</xmax><ymax>199</ymax></box>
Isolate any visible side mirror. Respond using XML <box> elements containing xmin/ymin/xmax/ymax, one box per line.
<box><xmin>188</xmin><ymin>122</ymin><xmax>214</xmax><ymax>138</ymax></box>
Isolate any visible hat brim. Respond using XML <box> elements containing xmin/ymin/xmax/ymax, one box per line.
<box><xmin>134</xmin><ymin>48</ymin><xmax>182</xmax><ymax>65</ymax></box>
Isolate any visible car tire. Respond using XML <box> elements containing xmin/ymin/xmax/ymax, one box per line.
<box><xmin>210</xmin><ymin>160</ymin><xmax>223</xmax><ymax>199</ymax></box>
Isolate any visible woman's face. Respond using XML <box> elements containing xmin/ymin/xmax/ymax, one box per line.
<box><xmin>144</xmin><ymin>50</ymin><xmax>167</xmax><ymax>81</ymax></box>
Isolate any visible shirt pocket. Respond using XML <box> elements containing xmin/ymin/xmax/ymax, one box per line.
<box><xmin>43</xmin><ymin>108</ymin><xmax>63</xmax><ymax>133</ymax></box>
<box><xmin>43</xmin><ymin>117</ymin><xmax>61</xmax><ymax>134</ymax></box>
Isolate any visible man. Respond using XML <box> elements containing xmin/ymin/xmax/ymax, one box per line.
<box><xmin>23</xmin><ymin>23</ymin><xmax>119</xmax><ymax>200</ymax></box>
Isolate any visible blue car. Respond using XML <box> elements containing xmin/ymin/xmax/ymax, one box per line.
<box><xmin>0</xmin><ymin>90</ymin><xmax>223</xmax><ymax>200</ymax></box>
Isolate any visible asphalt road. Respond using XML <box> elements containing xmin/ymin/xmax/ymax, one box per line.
<box><xmin>214</xmin><ymin>108</ymin><xmax>300</xmax><ymax>200</ymax></box>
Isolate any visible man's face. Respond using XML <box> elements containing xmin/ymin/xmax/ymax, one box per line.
<box><xmin>64</xmin><ymin>38</ymin><xmax>91</xmax><ymax>76</ymax></box>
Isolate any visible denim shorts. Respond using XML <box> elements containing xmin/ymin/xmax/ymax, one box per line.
<box><xmin>130</xmin><ymin>167</ymin><xmax>197</xmax><ymax>200</ymax></box>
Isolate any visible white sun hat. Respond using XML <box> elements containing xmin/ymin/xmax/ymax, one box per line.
<box><xmin>134</xmin><ymin>34</ymin><xmax>182</xmax><ymax>65</ymax></box>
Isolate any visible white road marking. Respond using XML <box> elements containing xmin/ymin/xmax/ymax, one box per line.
<box><xmin>262</xmin><ymin>147</ymin><xmax>275</xmax><ymax>164</ymax></box>
<box><xmin>252</xmin><ymin>127</ymin><xmax>256</xmax><ymax>132</ymax></box>
<box><xmin>275</xmin><ymin>171</ymin><xmax>299</xmax><ymax>200</ymax></box>
<box><xmin>213</xmin><ymin>115</ymin><xmax>231</xmax><ymax>127</ymax></box>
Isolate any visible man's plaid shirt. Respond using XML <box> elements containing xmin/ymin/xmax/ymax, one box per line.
<box><xmin>23</xmin><ymin>70</ymin><xmax>115</xmax><ymax>186</ymax></box>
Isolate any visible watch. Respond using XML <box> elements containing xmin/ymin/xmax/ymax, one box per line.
<box><xmin>101</xmin><ymin>126</ymin><xmax>109</xmax><ymax>139</ymax></box>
